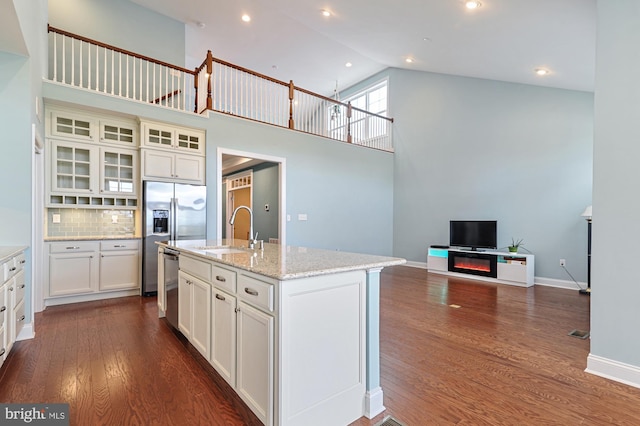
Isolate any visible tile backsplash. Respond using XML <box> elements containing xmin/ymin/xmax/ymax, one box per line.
<box><xmin>47</xmin><ymin>209</ymin><xmax>136</xmax><ymax>237</ymax></box>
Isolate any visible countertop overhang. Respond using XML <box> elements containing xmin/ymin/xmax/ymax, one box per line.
<box><xmin>158</xmin><ymin>239</ymin><xmax>406</xmax><ymax>281</ymax></box>
<box><xmin>0</xmin><ymin>246</ymin><xmax>28</xmax><ymax>264</ymax></box>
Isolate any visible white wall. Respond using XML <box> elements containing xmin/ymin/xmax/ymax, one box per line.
<box><xmin>588</xmin><ymin>0</ymin><xmax>640</xmax><ymax>377</ymax></box>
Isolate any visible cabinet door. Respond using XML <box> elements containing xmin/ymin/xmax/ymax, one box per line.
<box><xmin>211</xmin><ymin>288</ymin><xmax>236</xmax><ymax>387</ymax></box>
<box><xmin>142</xmin><ymin>149</ymin><xmax>174</xmax><ymax>180</ymax></box>
<box><xmin>50</xmin><ymin>111</ymin><xmax>95</xmax><ymax>141</ymax></box>
<box><xmin>49</xmin><ymin>252</ymin><xmax>98</xmax><ymax>296</ymax></box>
<box><xmin>237</xmin><ymin>301</ymin><xmax>274</xmax><ymax>426</ymax></box>
<box><xmin>100</xmin><ymin>148</ymin><xmax>137</xmax><ymax>196</ymax></box>
<box><xmin>142</xmin><ymin>123</ymin><xmax>174</xmax><ymax>148</ymax></box>
<box><xmin>190</xmin><ymin>276</ymin><xmax>211</xmax><ymax>360</ymax></box>
<box><xmin>99</xmin><ymin>251</ymin><xmax>139</xmax><ymax>291</ymax></box>
<box><xmin>100</xmin><ymin>120</ymin><xmax>136</xmax><ymax>146</ymax></box>
<box><xmin>178</xmin><ymin>271</ymin><xmax>192</xmax><ymax>339</ymax></box>
<box><xmin>174</xmin><ymin>154</ymin><xmax>205</xmax><ymax>183</ymax></box>
<box><xmin>50</xmin><ymin>140</ymin><xmax>98</xmax><ymax>194</ymax></box>
<box><xmin>175</xmin><ymin>128</ymin><xmax>205</xmax><ymax>154</ymax></box>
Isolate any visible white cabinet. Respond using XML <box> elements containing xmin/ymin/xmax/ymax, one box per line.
<box><xmin>1</xmin><ymin>247</ymin><xmax>29</xmax><ymax>365</ymax></box>
<box><xmin>50</xmin><ymin>110</ymin><xmax>96</xmax><ymax>142</ymax></box>
<box><xmin>141</xmin><ymin>149</ymin><xmax>205</xmax><ymax>184</ymax></box>
<box><xmin>47</xmin><ymin>143</ymin><xmax>139</xmax><ymax>209</ymax></box>
<box><xmin>99</xmin><ymin>119</ymin><xmax>137</xmax><ymax>146</ymax></box>
<box><xmin>46</xmin><ymin>240</ymin><xmax>141</xmax><ymax>305</ymax></box>
<box><xmin>237</xmin><ymin>300</ymin><xmax>274</xmax><ymax>425</ymax></box>
<box><xmin>48</xmin><ymin>242</ymin><xmax>99</xmax><ymax>296</ymax></box>
<box><xmin>211</xmin><ymin>287</ymin><xmax>237</xmax><ymax>387</ymax></box>
<box><xmin>141</xmin><ymin>121</ymin><xmax>205</xmax><ymax>155</ymax></box>
<box><xmin>50</xmin><ymin>140</ymin><xmax>97</xmax><ymax>194</ymax></box>
<box><xmin>99</xmin><ymin>240</ymin><xmax>140</xmax><ymax>291</ymax></box>
<box><xmin>99</xmin><ymin>147</ymin><xmax>137</xmax><ymax>196</ymax></box>
<box><xmin>178</xmin><ymin>270</ymin><xmax>212</xmax><ymax>359</ymax></box>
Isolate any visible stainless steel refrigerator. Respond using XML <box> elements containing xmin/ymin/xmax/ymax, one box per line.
<box><xmin>142</xmin><ymin>181</ymin><xmax>207</xmax><ymax>295</ymax></box>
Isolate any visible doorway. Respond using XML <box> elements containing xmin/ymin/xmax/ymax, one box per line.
<box><xmin>216</xmin><ymin>148</ymin><xmax>286</xmax><ymax>245</ymax></box>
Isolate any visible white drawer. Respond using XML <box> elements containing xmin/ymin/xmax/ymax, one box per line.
<box><xmin>238</xmin><ymin>274</ymin><xmax>274</xmax><ymax>312</ymax></box>
<box><xmin>14</xmin><ymin>300</ymin><xmax>25</xmax><ymax>340</ymax></box>
<box><xmin>212</xmin><ymin>265</ymin><xmax>236</xmax><ymax>294</ymax></box>
<box><xmin>14</xmin><ymin>271</ymin><xmax>25</xmax><ymax>306</ymax></box>
<box><xmin>180</xmin><ymin>255</ymin><xmax>212</xmax><ymax>282</ymax></box>
<box><xmin>14</xmin><ymin>252</ymin><xmax>26</xmax><ymax>272</ymax></box>
<box><xmin>49</xmin><ymin>241</ymin><xmax>99</xmax><ymax>254</ymax></box>
<box><xmin>0</xmin><ymin>326</ymin><xmax>5</xmax><ymax>360</ymax></box>
<box><xmin>100</xmin><ymin>240</ymin><xmax>140</xmax><ymax>251</ymax></box>
<box><xmin>2</xmin><ymin>260</ymin><xmax>15</xmax><ymax>282</ymax></box>
<box><xmin>0</xmin><ymin>288</ymin><xmax>6</xmax><ymax>328</ymax></box>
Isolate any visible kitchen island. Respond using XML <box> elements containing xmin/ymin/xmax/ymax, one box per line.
<box><xmin>157</xmin><ymin>239</ymin><xmax>405</xmax><ymax>426</ymax></box>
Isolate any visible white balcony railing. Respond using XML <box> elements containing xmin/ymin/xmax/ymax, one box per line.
<box><xmin>48</xmin><ymin>25</ymin><xmax>394</xmax><ymax>152</ymax></box>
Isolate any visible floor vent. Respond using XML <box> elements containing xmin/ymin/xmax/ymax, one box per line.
<box><xmin>376</xmin><ymin>416</ymin><xmax>406</xmax><ymax>426</ymax></box>
<box><xmin>569</xmin><ymin>329</ymin><xmax>590</xmax><ymax>339</ymax></box>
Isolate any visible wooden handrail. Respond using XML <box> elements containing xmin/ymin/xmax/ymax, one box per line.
<box><xmin>48</xmin><ymin>25</ymin><xmax>195</xmax><ymax>75</ymax></box>
<box><xmin>153</xmin><ymin>89</ymin><xmax>181</xmax><ymax>104</ymax></box>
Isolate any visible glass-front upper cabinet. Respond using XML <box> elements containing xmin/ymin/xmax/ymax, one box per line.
<box><xmin>50</xmin><ymin>140</ymin><xmax>98</xmax><ymax>193</ymax></box>
<box><xmin>100</xmin><ymin>148</ymin><xmax>137</xmax><ymax>195</ymax></box>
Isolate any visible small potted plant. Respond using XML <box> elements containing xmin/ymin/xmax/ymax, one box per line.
<box><xmin>508</xmin><ymin>238</ymin><xmax>524</xmax><ymax>253</ymax></box>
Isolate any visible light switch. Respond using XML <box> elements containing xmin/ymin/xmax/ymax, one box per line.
<box><xmin>298</xmin><ymin>214</ymin><xmax>307</xmax><ymax>221</ymax></box>
<box><xmin>112</xmin><ymin>215</ymin><xmax>118</xmax><ymax>224</ymax></box>
<box><xmin>52</xmin><ymin>214</ymin><xmax>61</xmax><ymax>224</ymax></box>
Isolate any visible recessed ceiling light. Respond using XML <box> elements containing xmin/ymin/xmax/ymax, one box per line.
<box><xmin>241</xmin><ymin>14</ymin><xmax>251</xmax><ymax>22</ymax></box>
<box><xmin>465</xmin><ymin>1</ymin><xmax>482</xmax><ymax>9</ymax></box>
<box><xmin>196</xmin><ymin>21</ymin><xmax>206</xmax><ymax>29</ymax></box>
<box><xmin>321</xmin><ymin>9</ymin><xmax>331</xmax><ymax>17</ymax></box>
<box><xmin>405</xmin><ymin>57</ymin><xmax>414</xmax><ymax>63</ymax></box>
<box><xmin>535</xmin><ymin>68</ymin><xmax>550</xmax><ymax>76</ymax></box>
<box><xmin>345</xmin><ymin>62</ymin><xmax>352</xmax><ymax>68</ymax></box>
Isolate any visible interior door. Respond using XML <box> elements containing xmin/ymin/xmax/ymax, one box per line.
<box><xmin>230</xmin><ymin>187</ymin><xmax>251</xmax><ymax>240</ymax></box>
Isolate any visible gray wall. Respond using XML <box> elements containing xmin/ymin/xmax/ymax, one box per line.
<box><xmin>346</xmin><ymin>68</ymin><xmax>594</xmax><ymax>281</ymax></box>
<box><xmin>591</xmin><ymin>0</ymin><xmax>640</xmax><ymax>368</ymax></box>
<box><xmin>48</xmin><ymin>0</ymin><xmax>185</xmax><ymax>66</ymax></box>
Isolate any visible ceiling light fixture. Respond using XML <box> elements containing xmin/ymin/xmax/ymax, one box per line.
<box><xmin>405</xmin><ymin>58</ymin><xmax>414</xmax><ymax>63</ymax></box>
<box><xmin>465</xmin><ymin>1</ymin><xmax>482</xmax><ymax>9</ymax></box>
<box><xmin>535</xmin><ymin>68</ymin><xmax>550</xmax><ymax>76</ymax></box>
<box><xmin>345</xmin><ymin>62</ymin><xmax>352</xmax><ymax>68</ymax></box>
<box><xmin>321</xmin><ymin>9</ymin><xmax>331</xmax><ymax>17</ymax></box>
<box><xmin>241</xmin><ymin>14</ymin><xmax>251</xmax><ymax>22</ymax></box>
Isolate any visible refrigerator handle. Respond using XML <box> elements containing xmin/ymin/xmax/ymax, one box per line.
<box><xmin>171</xmin><ymin>197</ymin><xmax>177</xmax><ymax>240</ymax></box>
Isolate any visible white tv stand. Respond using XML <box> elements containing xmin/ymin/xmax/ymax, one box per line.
<box><xmin>427</xmin><ymin>246</ymin><xmax>534</xmax><ymax>287</ymax></box>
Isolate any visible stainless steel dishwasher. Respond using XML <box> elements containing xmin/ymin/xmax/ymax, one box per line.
<box><xmin>163</xmin><ymin>248</ymin><xmax>180</xmax><ymax>330</ymax></box>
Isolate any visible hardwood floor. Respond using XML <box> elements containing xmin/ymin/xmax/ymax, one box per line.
<box><xmin>2</xmin><ymin>266</ymin><xmax>640</xmax><ymax>425</ymax></box>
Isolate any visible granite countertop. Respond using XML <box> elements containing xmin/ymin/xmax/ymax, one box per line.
<box><xmin>45</xmin><ymin>235</ymin><xmax>141</xmax><ymax>242</ymax></box>
<box><xmin>0</xmin><ymin>246</ymin><xmax>28</xmax><ymax>264</ymax></box>
<box><xmin>159</xmin><ymin>239</ymin><xmax>406</xmax><ymax>281</ymax></box>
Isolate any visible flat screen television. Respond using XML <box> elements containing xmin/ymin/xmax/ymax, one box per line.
<box><xmin>449</xmin><ymin>220</ymin><xmax>497</xmax><ymax>250</ymax></box>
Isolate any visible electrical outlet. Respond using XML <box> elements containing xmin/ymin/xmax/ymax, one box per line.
<box><xmin>560</xmin><ymin>258</ymin><xmax>566</xmax><ymax>267</ymax></box>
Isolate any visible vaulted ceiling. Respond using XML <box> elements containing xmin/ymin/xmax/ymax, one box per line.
<box><xmin>130</xmin><ymin>0</ymin><xmax>596</xmax><ymax>97</ymax></box>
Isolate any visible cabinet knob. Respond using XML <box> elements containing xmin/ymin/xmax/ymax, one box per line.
<box><xmin>244</xmin><ymin>287</ymin><xmax>259</xmax><ymax>296</ymax></box>
<box><xmin>19</xmin><ymin>284</ymin><xmax>25</xmax><ymax>289</ymax></box>
<box><xmin>8</xmin><ymin>287</ymin><xmax>13</xmax><ymax>292</ymax></box>
<box><xmin>215</xmin><ymin>293</ymin><xmax>226</xmax><ymax>301</ymax></box>
<box><xmin>18</xmin><ymin>315</ymin><xmax>25</xmax><ymax>322</ymax></box>
<box><xmin>19</xmin><ymin>260</ymin><xmax>25</xmax><ymax>265</ymax></box>
<box><xmin>9</xmin><ymin>267</ymin><xmax>16</xmax><ymax>272</ymax></box>
<box><xmin>0</xmin><ymin>306</ymin><xmax>5</xmax><ymax>313</ymax></box>
<box><xmin>215</xmin><ymin>275</ymin><xmax>226</xmax><ymax>283</ymax></box>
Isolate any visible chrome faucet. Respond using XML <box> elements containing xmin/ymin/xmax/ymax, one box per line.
<box><xmin>229</xmin><ymin>205</ymin><xmax>257</xmax><ymax>248</ymax></box>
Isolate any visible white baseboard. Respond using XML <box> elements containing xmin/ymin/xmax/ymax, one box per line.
<box><xmin>534</xmin><ymin>276</ymin><xmax>587</xmax><ymax>291</ymax></box>
<box><xmin>404</xmin><ymin>260</ymin><xmax>427</xmax><ymax>269</ymax></box>
<box><xmin>364</xmin><ymin>387</ymin><xmax>385</xmax><ymax>419</ymax></box>
<box><xmin>586</xmin><ymin>354</ymin><xmax>640</xmax><ymax>389</ymax></box>
<box><xmin>17</xmin><ymin>323</ymin><xmax>35</xmax><ymax>341</ymax></box>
